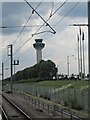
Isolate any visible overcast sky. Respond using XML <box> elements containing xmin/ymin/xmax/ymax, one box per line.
<box><xmin>0</xmin><ymin>0</ymin><xmax>88</xmax><ymax>79</ymax></box>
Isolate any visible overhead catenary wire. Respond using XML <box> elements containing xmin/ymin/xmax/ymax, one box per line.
<box><xmin>41</xmin><ymin>1</ymin><xmax>80</xmax><ymax>38</ymax></box>
<box><xmin>0</xmin><ymin>0</ymin><xmax>43</xmax><ymax>69</ymax></box>
<box><xmin>2</xmin><ymin>0</ymin><xmax>68</xmax><ymax>60</ymax></box>
<box><xmin>3</xmin><ymin>1</ymin><xmax>80</xmax><ymax>66</ymax></box>
<box><xmin>2</xmin><ymin>0</ymin><xmax>43</xmax><ymax>65</ymax></box>
<box><xmin>54</xmin><ymin>1</ymin><xmax>80</xmax><ymax>26</ymax></box>
<box><xmin>0</xmin><ymin>24</ymin><xmax>71</xmax><ymax>29</ymax></box>
<box><xmin>30</xmin><ymin>0</ymin><xmax>68</xmax><ymax>36</ymax></box>
<box><xmin>0</xmin><ymin>25</ymin><xmax>44</xmax><ymax>28</ymax></box>
<box><xmin>49</xmin><ymin>1</ymin><xmax>54</xmax><ymax>18</ymax></box>
<box><xmin>32</xmin><ymin>30</ymin><xmax>55</xmax><ymax>36</ymax></box>
<box><xmin>13</xmin><ymin>0</ymin><xmax>68</xmax><ymax>56</ymax></box>
<box><xmin>0</xmin><ymin>1</ymin><xmax>43</xmax><ymax>30</ymax></box>
<box><xmin>2</xmin><ymin>1</ymin><xmax>84</xmax><ymax>79</ymax></box>
<box><xmin>12</xmin><ymin>0</ymin><xmax>43</xmax><ymax>45</ymax></box>
<box><xmin>50</xmin><ymin>0</ymin><xmax>68</xmax><ymax>17</ymax></box>
<box><xmin>14</xmin><ymin>15</ymin><xmax>32</xmax><ymax>45</ymax></box>
<box><xmin>24</xmin><ymin>0</ymin><xmax>56</xmax><ymax>34</ymax></box>
<box><xmin>3</xmin><ymin>2</ymin><xmax>79</xmax><ymax>64</ymax></box>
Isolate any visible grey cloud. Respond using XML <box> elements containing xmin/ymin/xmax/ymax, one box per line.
<box><xmin>2</xmin><ymin>2</ymin><xmax>87</xmax><ymax>35</ymax></box>
<box><xmin>2</xmin><ymin>2</ymin><xmax>33</xmax><ymax>35</ymax></box>
<box><xmin>58</xmin><ymin>2</ymin><xmax>88</xmax><ymax>18</ymax></box>
<box><xmin>2</xmin><ymin>2</ymin><xmax>51</xmax><ymax>35</ymax></box>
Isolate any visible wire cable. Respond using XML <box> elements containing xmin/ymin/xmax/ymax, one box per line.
<box><xmin>41</xmin><ymin>1</ymin><xmax>80</xmax><ymax>39</ymax></box>
<box><xmin>12</xmin><ymin>0</ymin><xmax>43</xmax><ymax>45</ymax></box>
<box><xmin>0</xmin><ymin>25</ymin><xmax>43</xmax><ymax>28</ymax></box>
<box><xmin>31</xmin><ymin>0</ymin><xmax>68</xmax><ymax>36</ymax></box>
<box><xmin>55</xmin><ymin>1</ymin><xmax>80</xmax><ymax>27</ymax></box>
<box><xmin>50</xmin><ymin>0</ymin><xmax>68</xmax><ymax>18</ymax></box>
<box><xmin>24</xmin><ymin>0</ymin><xmax>56</xmax><ymax>34</ymax></box>
<box><xmin>13</xmin><ymin>1</ymin><xmax>68</xmax><ymax>56</ymax></box>
<box><xmin>2</xmin><ymin>0</ymin><xmax>43</xmax><ymax>66</ymax></box>
<box><xmin>49</xmin><ymin>1</ymin><xmax>54</xmax><ymax>18</ymax></box>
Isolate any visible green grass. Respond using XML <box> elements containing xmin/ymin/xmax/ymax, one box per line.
<box><xmin>19</xmin><ymin>80</ymin><xmax>89</xmax><ymax>89</ymax></box>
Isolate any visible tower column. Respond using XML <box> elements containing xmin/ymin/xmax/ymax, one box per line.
<box><xmin>33</xmin><ymin>39</ymin><xmax>45</xmax><ymax>63</ymax></box>
<box><xmin>36</xmin><ymin>49</ymin><xmax>42</xmax><ymax>63</ymax></box>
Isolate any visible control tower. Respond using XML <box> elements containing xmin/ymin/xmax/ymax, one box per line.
<box><xmin>33</xmin><ymin>39</ymin><xmax>45</xmax><ymax>63</ymax></box>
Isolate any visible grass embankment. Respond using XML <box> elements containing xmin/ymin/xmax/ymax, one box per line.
<box><xmin>16</xmin><ymin>79</ymin><xmax>89</xmax><ymax>89</ymax></box>
<box><xmin>14</xmin><ymin>79</ymin><xmax>88</xmax><ymax>118</ymax></box>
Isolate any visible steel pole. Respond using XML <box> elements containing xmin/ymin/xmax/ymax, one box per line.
<box><xmin>2</xmin><ymin>63</ymin><xmax>4</xmax><ymax>80</ymax></box>
<box><xmin>10</xmin><ymin>44</ymin><xmax>13</xmax><ymax>92</ymax></box>
<box><xmin>67</xmin><ymin>56</ymin><xmax>69</xmax><ymax>77</ymax></box>
<box><xmin>79</xmin><ymin>27</ymin><xmax>82</xmax><ymax>80</ymax></box>
<box><xmin>2</xmin><ymin>63</ymin><xmax>4</xmax><ymax>90</ymax></box>
<box><xmin>82</xmin><ymin>31</ymin><xmax>85</xmax><ymax>79</ymax></box>
<box><xmin>77</xmin><ymin>34</ymin><xmax>80</xmax><ymax>78</ymax></box>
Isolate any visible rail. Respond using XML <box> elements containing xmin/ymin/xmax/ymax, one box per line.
<box><xmin>0</xmin><ymin>105</ymin><xmax>8</xmax><ymax>120</ymax></box>
<box><xmin>2</xmin><ymin>94</ymin><xmax>32</xmax><ymax>120</ymax></box>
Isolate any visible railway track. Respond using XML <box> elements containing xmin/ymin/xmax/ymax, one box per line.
<box><xmin>1</xmin><ymin>95</ymin><xmax>32</xmax><ymax>120</ymax></box>
<box><xmin>1</xmin><ymin>92</ymin><xmax>87</xmax><ymax>120</ymax></box>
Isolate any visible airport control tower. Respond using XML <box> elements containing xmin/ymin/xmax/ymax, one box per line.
<box><xmin>33</xmin><ymin>39</ymin><xmax>45</xmax><ymax>63</ymax></box>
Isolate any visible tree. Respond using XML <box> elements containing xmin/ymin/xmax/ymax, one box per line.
<box><xmin>12</xmin><ymin>59</ymin><xmax>58</xmax><ymax>81</ymax></box>
<box><xmin>39</xmin><ymin>60</ymin><xmax>58</xmax><ymax>80</ymax></box>
<box><xmin>15</xmin><ymin>70</ymin><xmax>23</xmax><ymax>81</ymax></box>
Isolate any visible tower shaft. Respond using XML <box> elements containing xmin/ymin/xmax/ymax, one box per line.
<box><xmin>36</xmin><ymin>49</ymin><xmax>42</xmax><ymax>63</ymax></box>
<box><xmin>33</xmin><ymin>39</ymin><xmax>45</xmax><ymax>63</ymax></box>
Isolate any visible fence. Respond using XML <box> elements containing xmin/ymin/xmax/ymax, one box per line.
<box><xmin>4</xmin><ymin>83</ymin><xmax>88</xmax><ymax>111</ymax></box>
<box><xmin>14</xmin><ymin>91</ymin><xmax>86</xmax><ymax>120</ymax></box>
